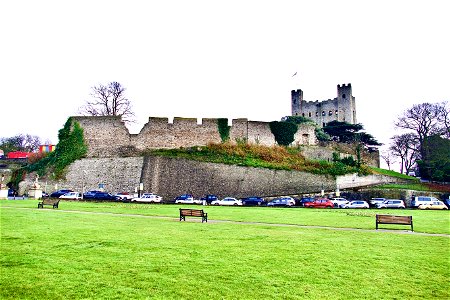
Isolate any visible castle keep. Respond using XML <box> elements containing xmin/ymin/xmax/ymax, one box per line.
<box><xmin>73</xmin><ymin>116</ymin><xmax>317</xmax><ymax>158</ymax></box>
<box><xmin>291</xmin><ymin>84</ymin><xmax>357</xmax><ymax>127</ymax></box>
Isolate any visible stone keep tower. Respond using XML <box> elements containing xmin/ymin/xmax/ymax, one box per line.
<box><xmin>291</xmin><ymin>83</ymin><xmax>357</xmax><ymax>127</ymax></box>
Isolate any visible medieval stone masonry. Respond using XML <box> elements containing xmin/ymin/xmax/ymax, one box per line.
<box><xmin>291</xmin><ymin>83</ymin><xmax>357</xmax><ymax>127</ymax></box>
<box><xmin>72</xmin><ymin>116</ymin><xmax>318</xmax><ymax>158</ymax></box>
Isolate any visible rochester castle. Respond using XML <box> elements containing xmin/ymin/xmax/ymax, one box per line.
<box><xmin>291</xmin><ymin>83</ymin><xmax>356</xmax><ymax>127</ymax></box>
<box><xmin>74</xmin><ymin>83</ymin><xmax>358</xmax><ymax>159</ymax></box>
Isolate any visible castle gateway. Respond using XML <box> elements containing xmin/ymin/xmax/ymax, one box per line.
<box><xmin>291</xmin><ymin>83</ymin><xmax>357</xmax><ymax>127</ymax></box>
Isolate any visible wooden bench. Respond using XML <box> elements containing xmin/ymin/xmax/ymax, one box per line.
<box><xmin>376</xmin><ymin>214</ymin><xmax>413</xmax><ymax>231</ymax></box>
<box><xmin>38</xmin><ymin>198</ymin><xmax>60</xmax><ymax>209</ymax></box>
<box><xmin>179</xmin><ymin>208</ymin><xmax>207</xmax><ymax>223</ymax></box>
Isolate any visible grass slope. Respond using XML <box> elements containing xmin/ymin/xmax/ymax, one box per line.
<box><xmin>1</xmin><ymin>201</ymin><xmax>449</xmax><ymax>299</ymax></box>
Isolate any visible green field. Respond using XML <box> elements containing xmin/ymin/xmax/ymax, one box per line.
<box><xmin>1</xmin><ymin>200</ymin><xmax>449</xmax><ymax>299</ymax></box>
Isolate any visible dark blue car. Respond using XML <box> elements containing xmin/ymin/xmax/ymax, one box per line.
<box><xmin>241</xmin><ymin>196</ymin><xmax>266</xmax><ymax>206</ymax></box>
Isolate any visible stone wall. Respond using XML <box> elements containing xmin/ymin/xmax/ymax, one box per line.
<box><xmin>72</xmin><ymin>116</ymin><xmax>317</xmax><ymax>158</ymax></box>
<box><xmin>21</xmin><ymin>156</ymin><xmax>411</xmax><ymax>202</ymax></box>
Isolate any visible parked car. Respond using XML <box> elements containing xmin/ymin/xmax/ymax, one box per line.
<box><xmin>418</xmin><ymin>201</ymin><xmax>448</xmax><ymax>210</ymax></box>
<box><xmin>304</xmin><ymin>199</ymin><xmax>334</xmax><ymax>208</ymax></box>
<box><xmin>50</xmin><ymin>189</ymin><xmax>73</xmax><ymax>198</ymax></box>
<box><xmin>330</xmin><ymin>197</ymin><xmax>349</xmax><ymax>208</ymax></box>
<box><xmin>211</xmin><ymin>197</ymin><xmax>242</xmax><ymax>206</ymax></box>
<box><xmin>411</xmin><ymin>196</ymin><xmax>440</xmax><ymax>208</ymax></box>
<box><xmin>131</xmin><ymin>193</ymin><xmax>163</xmax><ymax>203</ymax></box>
<box><xmin>443</xmin><ymin>198</ymin><xmax>450</xmax><ymax>209</ymax></box>
<box><xmin>201</xmin><ymin>194</ymin><xmax>218</xmax><ymax>205</ymax></box>
<box><xmin>298</xmin><ymin>197</ymin><xmax>315</xmax><ymax>207</ymax></box>
<box><xmin>369</xmin><ymin>198</ymin><xmax>386</xmax><ymax>208</ymax></box>
<box><xmin>267</xmin><ymin>197</ymin><xmax>295</xmax><ymax>207</ymax></box>
<box><xmin>340</xmin><ymin>200</ymin><xmax>369</xmax><ymax>209</ymax></box>
<box><xmin>175</xmin><ymin>194</ymin><xmax>202</xmax><ymax>204</ymax></box>
<box><xmin>375</xmin><ymin>199</ymin><xmax>405</xmax><ymax>209</ymax></box>
<box><xmin>59</xmin><ymin>192</ymin><xmax>82</xmax><ymax>200</ymax></box>
<box><xmin>115</xmin><ymin>192</ymin><xmax>134</xmax><ymax>201</ymax></box>
<box><xmin>92</xmin><ymin>192</ymin><xmax>120</xmax><ymax>201</ymax></box>
<box><xmin>83</xmin><ymin>190</ymin><xmax>102</xmax><ymax>199</ymax></box>
<box><xmin>241</xmin><ymin>196</ymin><xmax>266</xmax><ymax>206</ymax></box>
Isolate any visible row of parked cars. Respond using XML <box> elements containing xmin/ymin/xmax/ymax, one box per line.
<box><xmin>48</xmin><ymin>189</ymin><xmax>450</xmax><ymax>210</ymax></box>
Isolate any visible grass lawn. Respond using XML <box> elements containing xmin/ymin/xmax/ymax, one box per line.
<box><xmin>1</xmin><ymin>200</ymin><xmax>449</xmax><ymax>299</ymax></box>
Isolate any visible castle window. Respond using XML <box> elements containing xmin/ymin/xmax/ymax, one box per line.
<box><xmin>335</xmin><ymin>110</ymin><xmax>338</xmax><ymax>115</ymax></box>
<box><xmin>343</xmin><ymin>94</ymin><xmax>346</xmax><ymax>99</ymax></box>
<box><xmin>302</xmin><ymin>113</ymin><xmax>305</xmax><ymax>117</ymax></box>
<box><xmin>328</xmin><ymin>110</ymin><xmax>333</xmax><ymax>116</ymax></box>
<box><xmin>315</xmin><ymin>112</ymin><xmax>318</xmax><ymax>117</ymax></box>
<box><xmin>323</xmin><ymin>122</ymin><xmax>326</xmax><ymax>127</ymax></box>
<box><xmin>322</xmin><ymin>111</ymin><xmax>325</xmax><ymax>116</ymax></box>
<box><xmin>309</xmin><ymin>112</ymin><xmax>312</xmax><ymax>117</ymax></box>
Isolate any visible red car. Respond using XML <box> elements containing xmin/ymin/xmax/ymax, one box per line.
<box><xmin>304</xmin><ymin>199</ymin><xmax>334</xmax><ymax>208</ymax></box>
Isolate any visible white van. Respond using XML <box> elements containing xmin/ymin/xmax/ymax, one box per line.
<box><xmin>411</xmin><ymin>196</ymin><xmax>440</xmax><ymax>208</ymax></box>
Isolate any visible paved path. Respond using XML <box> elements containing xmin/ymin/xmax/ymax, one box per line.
<box><xmin>3</xmin><ymin>206</ymin><xmax>449</xmax><ymax>237</ymax></box>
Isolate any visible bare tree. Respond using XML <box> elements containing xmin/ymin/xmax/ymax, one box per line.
<box><xmin>395</xmin><ymin>102</ymin><xmax>446</xmax><ymax>158</ymax></box>
<box><xmin>438</xmin><ymin>101</ymin><xmax>449</xmax><ymax>139</ymax></box>
<box><xmin>0</xmin><ymin>134</ymin><xmax>41</xmax><ymax>152</ymax></box>
<box><xmin>78</xmin><ymin>82</ymin><xmax>135</xmax><ymax>124</ymax></box>
<box><xmin>380</xmin><ymin>151</ymin><xmax>396</xmax><ymax>171</ymax></box>
<box><xmin>389</xmin><ymin>133</ymin><xmax>420</xmax><ymax>174</ymax></box>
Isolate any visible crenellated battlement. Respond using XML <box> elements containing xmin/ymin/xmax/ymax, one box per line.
<box><xmin>74</xmin><ymin>115</ymin><xmax>317</xmax><ymax>158</ymax></box>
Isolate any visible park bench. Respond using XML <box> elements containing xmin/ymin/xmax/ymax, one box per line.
<box><xmin>179</xmin><ymin>208</ymin><xmax>208</xmax><ymax>223</ymax></box>
<box><xmin>38</xmin><ymin>198</ymin><xmax>60</xmax><ymax>209</ymax></box>
<box><xmin>376</xmin><ymin>214</ymin><xmax>413</xmax><ymax>231</ymax></box>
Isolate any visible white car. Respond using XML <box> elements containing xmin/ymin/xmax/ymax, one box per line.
<box><xmin>211</xmin><ymin>197</ymin><xmax>242</xmax><ymax>206</ymax></box>
<box><xmin>376</xmin><ymin>199</ymin><xmax>405</xmax><ymax>209</ymax></box>
<box><xmin>340</xmin><ymin>200</ymin><xmax>369</xmax><ymax>209</ymax></box>
<box><xmin>115</xmin><ymin>192</ymin><xmax>134</xmax><ymax>201</ymax></box>
<box><xmin>59</xmin><ymin>192</ymin><xmax>82</xmax><ymax>200</ymax></box>
<box><xmin>331</xmin><ymin>197</ymin><xmax>349</xmax><ymax>207</ymax></box>
<box><xmin>131</xmin><ymin>193</ymin><xmax>163</xmax><ymax>203</ymax></box>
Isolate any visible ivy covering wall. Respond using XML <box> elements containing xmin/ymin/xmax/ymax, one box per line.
<box><xmin>217</xmin><ymin>118</ymin><xmax>230</xmax><ymax>142</ymax></box>
<box><xmin>269</xmin><ymin>121</ymin><xmax>298</xmax><ymax>146</ymax></box>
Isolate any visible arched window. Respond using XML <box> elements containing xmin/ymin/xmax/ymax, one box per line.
<box><xmin>328</xmin><ymin>110</ymin><xmax>333</xmax><ymax>116</ymax></box>
<box><xmin>322</xmin><ymin>111</ymin><xmax>325</xmax><ymax>116</ymax></box>
<box><xmin>309</xmin><ymin>112</ymin><xmax>312</xmax><ymax>117</ymax></box>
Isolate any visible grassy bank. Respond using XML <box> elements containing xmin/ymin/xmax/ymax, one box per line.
<box><xmin>1</xmin><ymin>201</ymin><xmax>449</xmax><ymax>299</ymax></box>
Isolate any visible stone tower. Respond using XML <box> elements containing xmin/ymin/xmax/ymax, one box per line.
<box><xmin>291</xmin><ymin>83</ymin><xmax>357</xmax><ymax>127</ymax></box>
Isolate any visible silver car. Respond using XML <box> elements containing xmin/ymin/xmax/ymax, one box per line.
<box><xmin>376</xmin><ymin>199</ymin><xmax>405</xmax><ymax>209</ymax></box>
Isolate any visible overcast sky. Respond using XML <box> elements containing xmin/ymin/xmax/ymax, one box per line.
<box><xmin>1</xmin><ymin>0</ymin><xmax>448</xmax><ymax>168</ymax></box>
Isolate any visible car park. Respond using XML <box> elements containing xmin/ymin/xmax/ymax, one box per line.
<box><xmin>241</xmin><ymin>196</ymin><xmax>266</xmax><ymax>206</ymax></box>
<box><xmin>59</xmin><ymin>192</ymin><xmax>82</xmax><ymax>200</ymax></box>
<box><xmin>211</xmin><ymin>197</ymin><xmax>242</xmax><ymax>206</ymax></box>
<box><xmin>92</xmin><ymin>192</ymin><xmax>120</xmax><ymax>201</ymax></box>
<box><xmin>411</xmin><ymin>196</ymin><xmax>440</xmax><ymax>208</ymax></box>
<box><xmin>375</xmin><ymin>199</ymin><xmax>405</xmax><ymax>209</ymax></box>
<box><xmin>340</xmin><ymin>200</ymin><xmax>369</xmax><ymax>209</ymax></box>
<box><xmin>50</xmin><ymin>189</ymin><xmax>74</xmax><ymax>198</ymax></box>
<box><xmin>267</xmin><ymin>197</ymin><xmax>295</xmax><ymax>207</ymax></box>
<box><xmin>175</xmin><ymin>194</ymin><xmax>202</xmax><ymax>204</ymax></box>
<box><xmin>131</xmin><ymin>193</ymin><xmax>163</xmax><ymax>203</ymax></box>
<box><xmin>418</xmin><ymin>201</ymin><xmax>448</xmax><ymax>210</ymax></box>
<box><xmin>330</xmin><ymin>197</ymin><xmax>349</xmax><ymax>208</ymax></box>
<box><xmin>304</xmin><ymin>199</ymin><xmax>334</xmax><ymax>208</ymax></box>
